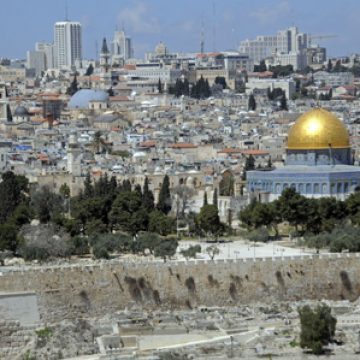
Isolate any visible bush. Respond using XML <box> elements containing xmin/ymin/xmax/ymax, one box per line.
<box><xmin>247</xmin><ymin>227</ymin><xmax>269</xmax><ymax>243</ymax></box>
<box><xmin>92</xmin><ymin>243</ymin><xmax>110</xmax><ymax>259</ymax></box>
<box><xmin>299</xmin><ymin>304</ymin><xmax>336</xmax><ymax>355</ymax></box>
<box><xmin>18</xmin><ymin>223</ymin><xmax>72</xmax><ymax>261</ymax></box>
<box><xmin>180</xmin><ymin>245</ymin><xmax>201</xmax><ymax>259</ymax></box>
<box><xmin>0</xmin><ymin>223</ymin><xmax>20</xmax><ymax>252</ymax></box>
<box><xmin>71</xmin><ymin>236</ymin><xmax>89</xmax><ymax>255</ymax></box>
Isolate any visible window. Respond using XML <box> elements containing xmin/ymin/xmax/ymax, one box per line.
<box><xmin>337</xmin><ymin>183</ymin><xmax>342</xmax><ymax>193</ymax></box>
<box><xmin>314</xmin><ymin>183</ymin><xmax>320</xmax><ymax>194</ymax></box>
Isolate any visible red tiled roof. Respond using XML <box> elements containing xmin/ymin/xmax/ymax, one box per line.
<box><xmin>139</xmin><ymin>140</ymin><xmax>156</xmax><ymax>148</ymax></box>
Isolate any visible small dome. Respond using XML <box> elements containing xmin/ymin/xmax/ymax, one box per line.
<box><xmin>287</xmin><ymin>108</ymin><xmax>350</xmax><ymax>150</ymax></box>
<box><xmin>14</xmin><ymin>106</ymin><xmax>29</xmax><ymax>117</ymax></box>
<box><xmin>68</xmin><ymin>89</ymin><xmax>109</xmax><ymax>110</ymax></box>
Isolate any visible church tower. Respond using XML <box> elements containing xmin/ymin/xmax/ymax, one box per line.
<box><xmin>100</xmin><ymin>37</ymin><xmax>111</xmax><ymax>89</ymax></box>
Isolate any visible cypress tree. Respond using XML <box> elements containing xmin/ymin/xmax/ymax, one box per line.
<box><xmin>134</xmin><ymin>184</ymin><xmax>142</xmax><ymax>197</ymax></box>
<box><xmin>213</xmin><ymin>188</ymin><xmax>218</xmax><ymax>209</ymax></box>
<box><xmin>157</xmin><ymin>175</ymin><xmax>171</xmax><ymax>214</ymax></box>
<box><xmin>122</xmin><ymin>179</ymin><xmax>132</xmax><ymax>192</ymax></box>
<box><xmin>158</xmin><ymin>78</ymin><xmax>163</xmax><ymax>94</ymax></box>
<box><xmin>203</xmin><ymin>191</ymin><xmax>208</xmax><ymax>206</ymax></box>
<box><xmin>84</xmin><ymin>172</ymin><xmax>93</xmax><ymax>199</ymax></box>
<box><xmin>280</xmin><ymin>94</ymin><xmax>288</xmax><ymax>111</ymax></box>
<box><xmin>143</xmin><ymin>177</ymin><xmax>155</xmax><ymax>211</ymax></box>
<box><xmin>248</xmin><ymin>94</ymin><xmax>256</xmax><ymax>111</ymax></box>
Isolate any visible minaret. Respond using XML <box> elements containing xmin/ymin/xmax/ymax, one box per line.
<box><xmin>67</xmin><ymin>134</ymin><xmax>82</xmax><ymax>176</ymax></box>
<box><xmin>100</xmin><ymin>37</ymin><xmax>110</xmax><ymax>73</ymax></box>
<box><xmin>100</xmin><ymin>37</ymin><xmax>111</xmax><ymax>89</ymax></box>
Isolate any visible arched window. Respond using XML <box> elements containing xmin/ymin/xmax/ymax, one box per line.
<box><xmin>344</xmin><ymin>182</ymin><xmax>349</xmax><ymax>193</ymax></box>
<box><xmin>298</xmin><ymin>183</ymin><xmax>304</xmax><ymax>193</ymax></box>
<box><xmin>314</xmin><ymin>183</ymin><xmax>320</xmax><ymax>194</ymax></box>
<box><xmin>306</xmin><ymin>183</ymin><xmax>312</xmax><ymax>194</ymax></box>
<box><xmin>322</xmin><ymin>183</ymin><xmax>327</xmax><ymax>193</ymax></box>
<box><xmin>337</xmin><ymin>183</ymin><xmax>342</xmax><ymax>193</ymax></box>
<box><xmin>331</xmin><ymin>183</ymin><xmax>336</xmax><ymax>194</ymax></box>
<box><xmin>276</xmin><ymin>183</ymin><xmax>281</xmax><ymax>193</ymax></box>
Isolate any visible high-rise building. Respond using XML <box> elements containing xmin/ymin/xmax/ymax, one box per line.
<box><xmin>35</xmin><ymin>42</ymin><xmax>55</xmax><ymax>69</ymax></box>
<box><xmin>54</xmin><ymin>21</ymin><xmax>82</xmax><ymax>69</ymax></box>
<box><xmin>26</xmin><ymin>50</ymin><xmax>46</xmax><ymax>76</ymax></box>
<box><xmin>239</xmin><ymin>26</ymin><xmax>308</xmax><ymax>69</ymax></box>
<box><xmin>111</xmin><ymin>30</ymin><xmax>133</xmax><ymax>65</ymax></box>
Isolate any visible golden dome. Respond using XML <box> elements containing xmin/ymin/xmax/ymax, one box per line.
<box><xmin>287</xmin><ymin>108</ymin><xmax>350</xmax><ymax>150</ymax></box>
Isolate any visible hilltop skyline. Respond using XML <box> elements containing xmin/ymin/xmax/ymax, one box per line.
<box><xmin>1</xmin><ymin>0</ymin><xmax>360</xmax><ymax>59</ymax></box>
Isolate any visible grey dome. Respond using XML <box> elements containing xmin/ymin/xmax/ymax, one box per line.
<box><xmin>68</xmin><ymin>89</ymin><xmax>109</xmax><ymax>110</ymax></box>
<box><xmin>14</xmin><ymin>106</ymin><xmax>29</xmax><ymax>117</ymax></box>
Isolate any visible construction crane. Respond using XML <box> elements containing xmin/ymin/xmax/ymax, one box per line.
<box><xmin>308</xmin><ymin>34</ymin><xmax>337</xmax><ymax>46</ymax></box>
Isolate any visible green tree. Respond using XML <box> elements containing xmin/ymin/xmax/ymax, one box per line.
<box><xmin>248</xmin><ymin>94</ymin><xmax>256</xmax><ymax>111</ymax></box>
<box><xmin>203</xmin><ymin>191</ymin><xmax>208</xmax><ymax>206</ymax></box>
<box><xmin>31</xmin><ymin>186</ymin><xmax>64</xmax><ymax>223</ymax></box>
<box><xmin>299</xmin><ymin>304</ymin><xmax>336</xmax><ymax>355</ymax></box>
<box><xmin>66</xmin><ymin>75</ymin><xmax>78</xmax><ymax>96</ymax></box>
<box><xmin>148</xmin><ymin>210</ymin><xmax>175</xmax><ymax>236</ymax></box>
<box><xmin>277</xmin><ymin>188</ymin><xmax>309</xmax><ymax>232</ymax></box>
<box><xmin>0</xmin><ymin>223</ymin><xmax>19</xmax><ymax>252</ymax></box>
<box><xmin>197</xmin><ymin>204</ymin><xmax>223</xmax><ymax>238</ymax></box>
<box><xmin>327</xmin><ymin>59</ymin><xmax>333</xmax><ymax>72</ymax></box>
<box><xmin>242</xmin><ymin>155</ymin><xmax>256</xmax><ymax>180</ymax></box>
<box><xmin>157</xmin><ymin>175</ymin><xmax>172</xmax><ymax>215</ymax></box>
<box><xmin>85</xmin><ymin>63</ymin><xmax>94</xmax><ymax>76</ymax></box>
<box><xmin>206</xmin><ymin>245</ymin><xmax>220</xmax><ymax>260</ymax></box>
<box><xmin>142</xmin><ymin>177</ymin><xmax>155</xmax><ymax>211</ymax></box>
<box><xmin>180</xmin><ymin>245</ymin><xmax>201</xmax><ymax>259</ymax></box>
<box><xmin>157</xmin><ymin>78</ymin><xmax>163</xmax><ymax>94</ymax></box>
<box><xmin>190</xmin><ymin>76</ymin><xmax>212</xmax><ymax>99</ymax></box>
<box><xmin>109</xmin><ymin>191</ymin><xmax>145</xmax><ymax>234</ymax></box>
<box><xmin>154</xmin><ymin>237</ymin><xmax>178</xmax><ymax>262</ymax></box>
<box><xmin>59</xmin><ymin>183</ymin><xmax>70</xmax><ymax>198</ymax></box>
<box><xmin>254</xmin><ymin>60</ymin><xmax>267</xmax><ymax>72</ymax></box>
<box><xmin>0</xmin><ymin>171</ymin><xmax>28</xmax><ymax>223</ymax></box>
<box><xmin>280</xmin><ymin>94</ymin><xmax>288</xmax><ymax>111</ymax></box>
<box><xmin>135</xmin><ymin>232</ymin><xmax>161</xmax><ymax>255</ymax></box>
<box><xmin>9</xmin><ymin>204</ymin><xmax>33</xmax><ymax>228</ymax></box>
<box><xmin>248</xmin><ymin>226</ymin><xmax>269</xmax><ymax>243</ymax></box>
<box><xmin>214</xmin><ymin>76</ymin><xmax>227</xmax><ymax>89</ymax></box>
<box><xmin>83</xmin><ymin>172</ymin><xmax>93</xmax><ymax>199</ymax></box>
<box><xmin>212</xmin><ymin>188</ymin><xmax>218</xmax><ymax>209</ymax></box>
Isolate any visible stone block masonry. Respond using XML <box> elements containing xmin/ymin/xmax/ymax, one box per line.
<box><xmin>0</xmin><ymin>254</ymin><xmax>359</xmax><ymax>323</ymax></box>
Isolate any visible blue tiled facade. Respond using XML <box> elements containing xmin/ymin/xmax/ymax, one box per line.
<box><xmin>247</xmin><ymin>147</ymin><xmax>360</xmax><ymax>202</ymax></box>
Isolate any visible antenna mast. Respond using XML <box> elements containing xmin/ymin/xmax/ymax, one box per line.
<box><xmin>200</xmin><ymin>17</ymin><xmax>205</xmax><ymax>54</ymax></box>
<box><xmin>212</xmin><ymin>1</ymin><xmax>217</xmax><ymax>52</ymax></box>
<box><xmin>65</xmin><ymin>0</ymin><xmax>69</xmax><ymax>21</ymax></box>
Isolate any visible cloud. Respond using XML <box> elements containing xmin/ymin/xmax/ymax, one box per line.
<box><xmin>117</xmin><ymin>2</ymin><xmax>160</xmax><ymax>34</ymax></box>
<box><xmin>251</xmin><ymin>1</ymin><xmax>290</xmax><ymax>25</ymax></box>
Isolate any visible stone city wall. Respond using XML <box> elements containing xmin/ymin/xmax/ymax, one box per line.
<box><xmin>0</xmin><ymin>254</ymin><xmax>359</xmax><ymax>323</ymax></box>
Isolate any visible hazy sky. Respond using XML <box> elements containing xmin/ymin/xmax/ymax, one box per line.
<box><xmin>2</xmin><ymin>0</ymin><xmax>360</xmax><ymax>59</ymax></box>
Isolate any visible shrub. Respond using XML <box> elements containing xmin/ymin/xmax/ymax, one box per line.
<box><xmin>18</xmin><ymin>223</ymin><xmax>72</xmax><ymax>261</ymax></box>
<box><xmin>298</xmin><ymin>304</ymin><xmax>336</xmax><ymax>355</ymax></box>
<box><xmin>247</xmin><ymin>226</ymin><xmax>269</xmax><ymax>243</ymax></box>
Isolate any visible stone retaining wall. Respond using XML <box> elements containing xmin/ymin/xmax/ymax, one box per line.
<box><xmin>0</xmin><ymin>254</ymin><xmax>359</xmax><ymax>322</ymax></box>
